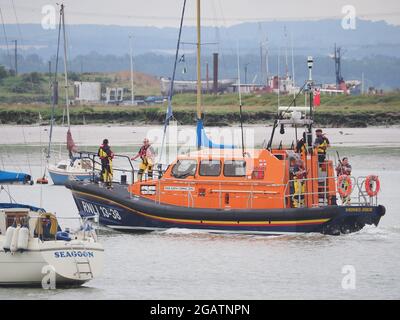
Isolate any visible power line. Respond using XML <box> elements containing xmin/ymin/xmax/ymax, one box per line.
<box><xmin>10</xmin><ymin>0</ymin><xmax>23</xmax><ymax>44</ymax></box>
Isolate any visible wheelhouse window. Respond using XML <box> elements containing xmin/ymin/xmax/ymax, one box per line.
<box><xmin>199</xmin><ymin>160</ymin><xmax>221</xmax><ymax>176</ymax></box>
<box><xmin>223</xmin><ymin>160</ymin><xmax>246</xmax><ymax>177</ymax></box>
<box><xmin>171</xmin><ymin>159</ymin><xmax>198</xmax><ymax>179</ymax></box>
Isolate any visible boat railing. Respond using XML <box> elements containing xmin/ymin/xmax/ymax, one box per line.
<box><xmin>283</xmin><ymin>175</ymin><xmax>378</xmax><ymax>208</ymax></box>
<box><xmin>77</xmin><ymin>151</ymin><xmax>135</xmax><ymax>184</ymax></box>
<box><xmin>77</xmin><ymin>151</ymin><xmax>167</xmax><ymax>185</ymax></box>
<box><xmin>144</xmin><ymin>174</ymin><xmax>378</xmax><ymax>209</ymax></box>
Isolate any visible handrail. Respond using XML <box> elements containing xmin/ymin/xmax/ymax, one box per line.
<box><xmin>140</xmin><ymin>174</ymin><xmax>378</xmax><ymax>210</ymax></box>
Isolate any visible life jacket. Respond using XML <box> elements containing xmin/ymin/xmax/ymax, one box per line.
<box><xmin>138</xmin><ymin>145</ymin><xmax>150</xmax><ymax>160</ymax></box>
<box><xmin>293</xmin><ymin>164</ymin><xmax>306</xmax><ymax>179</ymax></box>
<box><xmin>336</xmin><ymin>163</ymin><xmax>352</xmax><ymax>176</ymax></box>
<box><xmin>315</xmin><ymin>136</ymin><xmax>329</xmax><ymax>154</ymax></box>
<box><xmin>296</xmin><ymin>139</ymin><xmax>307</xmax><ymax>154</ymax></box>
<box><xmin>98</xmin><ymin>144</ymin><xmax>114</xmax><ymax>162</ymax></box>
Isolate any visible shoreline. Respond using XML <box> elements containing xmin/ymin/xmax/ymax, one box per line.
<box><xmin>1</xmin><ymin>99</ymin><xmax>400</xmax><ymax>127</ymax></box>
<box><xmin>1</xmin><ymin>124</ymin><xmax>400</xmax><ymax>148</ymax></box>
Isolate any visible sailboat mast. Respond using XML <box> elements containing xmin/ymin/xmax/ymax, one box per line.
<box><xmin>61</xmin><ymin>4</ymin><xmax>70</xmax><ymax>129</ymax></box>
<box><xmin>129</xmin><ymin>35</ymin><xmax>135</xmax><ymax>105</ymax></box>
<box><xmin>196</xmin><ymin>0</ymin><xmax>202</xmax><ymax>120</ymax></box>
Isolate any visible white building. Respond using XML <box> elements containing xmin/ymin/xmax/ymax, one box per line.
<box><xmin>74</xmin><ymin>81</ymin><xmax>101</xmax><ymax>103</ymax></box>
<box><xmin>106</xmin><ymin>87</ymin><xmax>124</xmax><ymax>104</ymax></box>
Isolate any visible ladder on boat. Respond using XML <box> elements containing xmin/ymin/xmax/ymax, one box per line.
<box><xmin>318</xmin><ymin>168</ymin><xmax>329</xmax><ymax>206</ymax></box>
<box><xmin>70</xmin><ymin>243</ymin><xmax>93</xmax><ymax>280</ymax></box>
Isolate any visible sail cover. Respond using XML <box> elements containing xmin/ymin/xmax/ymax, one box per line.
<box><xmin>196</xmin><ymin>119</ymin><xmax>236</xmax><ymax>149</ymax></box>
<box><xmin>0</xmin><ymin>202</ymin><xmax>44</xmax><ymax>212</ymax></box>
<box><xmin>0</xmin><ymin>170</ymin><xmax>32</xmax><ymax>184</ymax></box>
<box><xmin>66</xmin><ymin>129</ymin><xmax>78</xmax><ymax>155</ymax></box>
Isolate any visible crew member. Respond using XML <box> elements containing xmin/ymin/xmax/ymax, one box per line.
<box><xmin>131</xmin><ymin>138</ymin><xmax>155</xmax><ymax>181</ymax></box>
<box><xmin>291</xmin><ymin>158</ymin><xmax>307</xmax><ymax>208</ymax></box>
<box><xmin>336</xmin><ymin>157</ymin><xmax>352</xmax><ymax>204</ymax></box>
<box><xmin>98</xmin><ymin>139</ymin><xmax>114</xmax><ymax>188</ymax></box>
<box><xmin>295</xmin><ymin>132</ymin><xmax>307</xmax><ymax>155</ymax></box>
<box><xmin>314</xmin><ymin>129</ymin><xmax>330</xmax><ymax>165</ymax></box>
<box><xmin>336</xmin><ymin>157</ymin><xmax>352</xmax><ymax>176</ymax></box>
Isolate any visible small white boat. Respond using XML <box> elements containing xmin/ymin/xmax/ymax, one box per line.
<box><xmin>0</xmin><ymin>204</ymin><xmax>104</xmax><ymax>287</ymax></box>
<box><xmin>47</xmin><ymin>158</ymin><xmax>95</xmax><ymax>185</ymax></box>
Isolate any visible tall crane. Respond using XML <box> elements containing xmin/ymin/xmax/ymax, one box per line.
<box><xmin>333</xmin><ymin>43</ymin><xmax>344</xmax><ymax>88</ymax></box>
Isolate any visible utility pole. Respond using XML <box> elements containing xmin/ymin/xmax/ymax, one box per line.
<box><xmin>361</xmin><ymin>72</ymin><xmax>365</xmax><ymax>95</ymax></box>
<box><xmin>244</xmin><ymin>63</ymin><xmax>250</xmax><ymax>84</ymax></box>
<box><xmin>206</xmin><ymin>62</ymin><xmax>209</xmax><ymax>94</ymax></box>
<box><xmin>12</xmin><ymin>40</ymin><xmax>17</xmax><ymax>75</ymax></box>
<box><xmin>129</xmin><ymin>35</ymin><xmax>135</xmax><ymax>105</ymax></box>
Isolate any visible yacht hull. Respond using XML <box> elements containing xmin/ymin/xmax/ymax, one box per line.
<box><xmin>0</xmin><ymin>238</ymin><xmax>104</xmax><ymax>287</ymax></box>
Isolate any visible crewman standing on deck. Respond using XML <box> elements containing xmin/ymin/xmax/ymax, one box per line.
<box><xmin>291</xmin><ymin>158</ymin><xmax>307</xmax><ymax>208</ymax></box>
<box><xmin>98</xmin><ymin>139</ymin><xmax>114</xmax><ymax>188</ymax></box>
<box><xmin>336</xmin><ymin>157</ymin><xmax>352</xmax><ymax>204</ymax></box>
<box><xmin>296</xmin><ymin>132</ymin><xmax>308</xmax><ymax>155</ymax></box>
<box><xmin>314</xmin><ymin>129</ymin><xmax>330</xmax><ymax>165</ymax></box>
<box><xmin>131</xmin><ymin>138</ymin><xmax>155</xmax><ymax>181</ymax></box>
<box><xmin>336</xmin><ymin>157</ymin><xmax>352</xmax><ymax>177</ymax></box>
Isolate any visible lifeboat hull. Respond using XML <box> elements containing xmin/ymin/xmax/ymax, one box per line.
<box><xmin>66</xmin><ymin>181</ymin><xmax>385</xmax><ymax>236</ymax></box>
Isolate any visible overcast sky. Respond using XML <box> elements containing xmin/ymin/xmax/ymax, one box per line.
<box><xmin>1</xmin><ymin>0</ymin><xmax>399</xmax><ymax>27</ymax></box>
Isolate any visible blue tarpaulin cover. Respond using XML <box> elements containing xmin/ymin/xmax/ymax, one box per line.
<box><xmin>0</xmin><ymin>170</ymin><xmax>31</xmax><ymax>184</ymax></box>
<box><xmin>196</xmin><ymin>119</ymin><xmax>237</xmax><ymax>149</ymax></box>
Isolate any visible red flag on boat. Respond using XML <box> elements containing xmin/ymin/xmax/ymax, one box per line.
<box><xmin>313</xmin><ymin>88</ymin><xmax>321</xmax><ymax>107</ymax></box>
<box><xmin>66</xmin><ymin>129</ymin><xmax>78</xmax><ymax>154</ymax></box>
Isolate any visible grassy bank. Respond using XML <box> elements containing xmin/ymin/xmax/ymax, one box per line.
<box><xmin>1</xmin><ymin>93</ymin><xmax>400</xmax><ymax>127</ymax></box>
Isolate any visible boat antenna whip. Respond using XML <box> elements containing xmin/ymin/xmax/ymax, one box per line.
<box><xmin>266</xmin><ymin>80</ymin><xmax>308</xmax><ymax>150</ymax></box>
<box><xmin>158</xmin><ymin>0</ymin><xmax>187</xmax><ymax>166</ymax></box>
<box><xmin>236</xmin><ymin>42</ymin><xmax>246</xmax><ymax>157</ymax></box>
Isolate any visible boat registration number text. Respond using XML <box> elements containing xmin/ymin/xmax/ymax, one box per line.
<box><xmin>81</xmin><ymin>200</ymin><xmax>122</xmax><ymax>220</ymax></box>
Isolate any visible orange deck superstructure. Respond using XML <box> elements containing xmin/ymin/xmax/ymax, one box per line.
<box><xmin>128</xmin><ymin>147</ymin><xmax>337</xmax><ymax>210</ymax></box>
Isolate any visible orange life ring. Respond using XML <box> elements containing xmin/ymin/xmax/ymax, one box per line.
<box><xmin>337</xmin><ymin>175</ymin><xmax>352</xmax><ymax>197</ymax></box>
<box><xmin>365</xmin><ymin>175</ymin><xmax>380</xmax><ymax>197</ymax></box>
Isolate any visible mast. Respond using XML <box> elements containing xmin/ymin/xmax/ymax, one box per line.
<box><xmin>47</xmin><ymin>6</ymin><xmax>62</xmax><ymax>159</ymax></box>
<box><xmin>196</xmin><ymin>0</ymin><xmax>201</xmax><ymax>120</ymax></box>
<box><xmin>61</xmin><ymin>4</ymin><xmax>70</xmax><ymax>129</ymax></box>
<box><xmin>237</xmin><ymin>43</ymin><xmax>245</xmax><ymax>157</ymax></box>
<box><xmin>129</xmin><ymin>35</ymin><xmax>135</xmax><ymax>105</ymax></box>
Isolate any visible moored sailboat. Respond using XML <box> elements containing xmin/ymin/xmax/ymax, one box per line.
<box><xmin>0</xmin><ymin>171</ymin><xmax>103</xmax><ymax>286</ymax></box>
<box><xmin>46</xmin><ymin>4</ymin><xmax>96</xmax><ymax>185</ymax></box>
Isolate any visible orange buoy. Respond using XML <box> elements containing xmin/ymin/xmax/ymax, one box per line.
<box><xmin>365</xmin><ymin>175</ymin><xmax>380</xmax><ymax>197</ymax></box>
<box><xmin>337</xmin><ymin>174</ymin><xmax>352</xmax><ymax>197</ymax></box>
<box><xmin>36</xmin><ymin>177</ymin><xmax>48</xmax><ymax>184</ymax></box>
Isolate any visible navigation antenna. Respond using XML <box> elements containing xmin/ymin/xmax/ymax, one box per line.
<box><xmin>236</xmin><ymin>42</ymin><xmax>245</xmax><ymax>158</ymax></box>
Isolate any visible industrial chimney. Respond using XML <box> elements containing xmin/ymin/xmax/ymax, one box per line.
<box><xmin>213</xmin><ymin>53</ymin><xmax>218</xmax><ymax>94</ymax></box>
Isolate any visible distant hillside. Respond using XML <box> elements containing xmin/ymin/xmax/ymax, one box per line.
<box><xmin>1</xmin><ymin>19</ymin><xmax>400</xmax><ymax>59</ymax></box>
<box><xmin>1</xmin><ymin>19</ymin><xmax>400</xmax><ymax>89</ymax></box>
<box><xmin>1</xmin><ymin>52</ymin><xmax>399</xmax><ymax>89</ymax></box>
<box><xmin>0</xmin><ymin>70</ymin><xmax>160</xmax><ymax>104</ymax></box>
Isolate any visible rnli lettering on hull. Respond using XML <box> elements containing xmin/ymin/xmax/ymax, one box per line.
<box><xmin>54</xmin><ymin>251</ymin><xmax>94</xmax><ymax>258</ymax></box>
<box><xmin>81</xmin><ymin>200</ymin><xmax>122</xmax><ymax>221</ymax></box>
<box><xmin>164</xmin><ymin>186</ymin><xmax>195</xmax><ymax>191</ymax></box>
